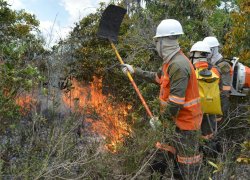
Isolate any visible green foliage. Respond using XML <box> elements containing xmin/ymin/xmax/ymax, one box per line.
<box><xmin>0</xmin><ymin>0</ymin><xmax>39</xmax><ymax>38</ymax></box>
<box><xmin>0</xmin><ymin>0</ymin><xmax>45</xmax><ymax>127</ymax></box>
<box><xmin>0</xmin><ymin>62</ymin><xmax>44</xmax><ymax>130</ymax></box>
<box><xmin>237</xmin><ymin>141</ymin><xmax>250</xmax><ymax>164</ymax></box>
<box><xmin>208</xmin><ymin>9</ymin><xmax>231</xmax><ymax>44</ymax></box>
<box><xmin>223</xmin><ymin>0</ymin><xmax>250</xmax><ymax>62</ymax></box>
<box><xmin>0</xmin><ymin>91</ymin><xmax>20</xmax><ymax>125</ymax></box>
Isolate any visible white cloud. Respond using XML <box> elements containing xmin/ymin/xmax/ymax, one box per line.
<box><xmin>7</xmin><ymin>0</ymin><xmax>25</xmax><ymax>10</ymax></box>
<box><xmin>60</xmin><ymin>0</ymin><xmax>110</xmax><ymax>24</ymax></box>
<box><xmin>40</xmin><ymin>20</ymin><xmax>71</xmax><ymax>48</ymax></box>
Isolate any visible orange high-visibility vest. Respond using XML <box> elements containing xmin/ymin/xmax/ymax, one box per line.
<box><xmin>159</xmin><ymin>52</ymin><xmax>202</xmax><ymax>130</ymax></box>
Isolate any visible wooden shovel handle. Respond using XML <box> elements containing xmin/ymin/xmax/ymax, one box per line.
<box><xmin>110</xmin><ymin>42</ymin><xmax>154</xmax><ymax>118</ymax></box>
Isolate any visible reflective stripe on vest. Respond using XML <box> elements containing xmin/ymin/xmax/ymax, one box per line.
<box><xmin>183</xmin><ymin>98</ymin><xmax>200</xmax><ymax>107</ymax></box>
<box><xmin>169</xmin><ymin>95</ymin><xmax>185</xmax><ymax>105</ymax></box>
<box><xmin>230</xmin><ymin>66</ymin><xmax>233</xmax><ymax>77</ymax></box>
<box><xmin>160</xmin><ymin>97</ymin><xmax>200</xmax><ymax>107</ymax></box>
<box><xmin>177</xmin><ymin>154</ymin><xmax>202</xmax><ymax>164</ymax></box>
<box><xmin>155</xmin><ymin>142</ymin><xmax>176</xmax><ymax>155</ymax></box>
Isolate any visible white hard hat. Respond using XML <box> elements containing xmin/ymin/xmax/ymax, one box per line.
<box><xmin>203</xmin><ymin>36</ymin><xmax>220</xmax><ymax>47</ymax></box>
<box><xmin>154</xmin><ymin>19</ymin><xmax>184</xmax><ymax>38</ymax></box>
<box><xmin>190</xmin><ymin>41</ymin><xmax>211</xmax><ymax>53</ymax></box>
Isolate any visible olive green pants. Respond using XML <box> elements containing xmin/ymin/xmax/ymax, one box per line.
<box><xmin>150</xmin><ymin>127</ymin><xmax>202</xmax><ymax>180</ymax></box>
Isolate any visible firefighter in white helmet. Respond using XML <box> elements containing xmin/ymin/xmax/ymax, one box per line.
<box><xmin>190</xmin><ymin>41</ymin><xmax>223</xmax><ymax>157</ymax></box>
<box><xmin>122</xmin><ymin>19</ymin><xmax>202</xmax><ymax>179</ymax></box>
<box><xmin>203</xmin><ymin>36</ymin><xmax>232</xmax><ymax>124</ymax></box>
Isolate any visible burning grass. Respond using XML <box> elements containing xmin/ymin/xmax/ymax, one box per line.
<box><xmin>15</xmin><ymin>94</ymin><xmax>36</xmax><ymax>114</ymax></box>
<box><xmin>62</xmin><ymin>77</ymin><xmax>133</xmax><ymax>152</ymax></box>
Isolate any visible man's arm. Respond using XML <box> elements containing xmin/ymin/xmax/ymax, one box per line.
<box><xmin>135</xmin><ymin>67</ymin><xmax>162</xmax><ymax>84</ymax></box>
<box><xmin>218</xmin><ymin>61</ymin><xmax>231</xmax><ymax>92</ymax></box>
<box><xmin>217</xmin><ymin>61</ymin><xmax>231</xmax><ymax>119</ymax></box>
<box><xmin>121</xmin><ymin>64</ymin><xmax>161</xmax><ymax>84</ymax></box>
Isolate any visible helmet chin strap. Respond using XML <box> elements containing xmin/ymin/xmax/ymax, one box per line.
<box><xmin>190</xmin><ymin>52</ymin><xmax>195</xmax><ymax>64</ymax></box>
<box><xmin>192</xmin><ymin>56</ymin><xmax>208</xmax><ymax>59</ymax></box>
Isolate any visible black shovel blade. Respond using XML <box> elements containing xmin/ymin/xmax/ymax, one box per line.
<box><xmin>97</xmin><ymin>5</ymin><xmax>127</xmax><ymax>42</ymax></box>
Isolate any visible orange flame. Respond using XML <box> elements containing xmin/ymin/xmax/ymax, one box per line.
<box><xmin>62</xmin><ymin>77</ymin><xmax>132</xmax><ymax>152</ymax></box>
<box><xmin>15</xmin><ymin>94</ymin><xmax>35</xmax><ymax>114</ymax></box>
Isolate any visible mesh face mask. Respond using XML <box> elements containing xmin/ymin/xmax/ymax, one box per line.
<box><xmin>210</xmin><ymin>46</ymin><xmax>222</xmax><ymax>64</ymax></box>
<box><xmin>207</xmin><ymin>51</ymin><xmax>213</xmax><ymax>59</ymax></box>
<box><xmin>154</xmin><ymin>36</ymin><xmax>180</xmax><ymax>61</ymax></box>
<box><xmin>208</xmin><ymin>47</ymin><xmax>220</xmax><ymax>58</ymax></box>
<box><xmin>154</xmin><ymin>38</ymin><xmax>162</xmax><ymax>58</ymax></box>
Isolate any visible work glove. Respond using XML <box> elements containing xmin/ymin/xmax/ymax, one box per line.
<box><xmin>149</xmin><ymin>116</ymin><xmax>162</xmax><ymax>130</ymax></box>
<box><xmin>121</xmin><ymin>64</ymin><xmax>134</xmax><ymax>75</ymax></box>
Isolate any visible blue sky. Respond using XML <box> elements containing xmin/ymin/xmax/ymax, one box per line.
<box><xmin>8</xmin><ymin>0</ymin><xmax>110</xmax><ymax>47</ymax></box>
